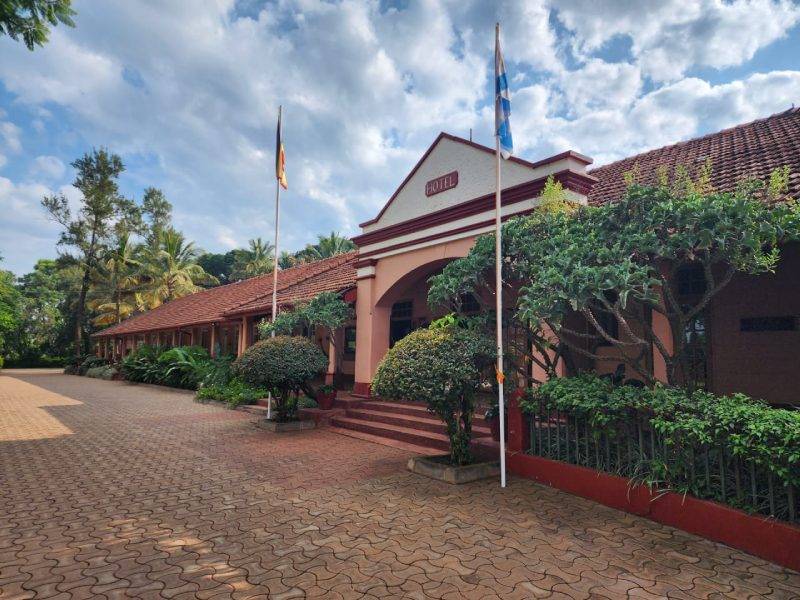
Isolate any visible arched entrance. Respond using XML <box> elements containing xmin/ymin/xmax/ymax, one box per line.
<box><xmin>352</xmin><ymin>237</ymin><xmax>476</xmax><ymax>396</ymax></box>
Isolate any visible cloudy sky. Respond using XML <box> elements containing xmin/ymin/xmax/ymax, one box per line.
<box><xmin>1</xmin><ymin>0</ymin><xmax>799</xmax><ymax>275</ymax></box>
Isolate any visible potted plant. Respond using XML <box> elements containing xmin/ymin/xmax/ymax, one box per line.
<box><xmin>316</xmin><ymin>384</ymin><xmax>337</xmax><ymax>410</ymax></box>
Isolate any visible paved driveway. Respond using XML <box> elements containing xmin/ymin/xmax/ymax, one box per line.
<box><xmin>1</xmin><ymin>371</ymin><xmax>798</xmax><ymax>599</ymax></box>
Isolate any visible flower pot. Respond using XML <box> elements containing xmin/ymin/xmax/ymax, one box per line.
<box><xmin>316</xmin><ymin>390</ymin><xmax>336</xmax><ymax>410</ymax></box>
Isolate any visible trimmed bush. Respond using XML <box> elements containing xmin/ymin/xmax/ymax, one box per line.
<box><xmin>372</xmin><ymin>324</ymin><xmax>495</xmax><ymax>466</ymax></box>
<box><xmin>233</xmin><ymin>336</ymin><xmax>327</xmax><ymax>422</ymax></box>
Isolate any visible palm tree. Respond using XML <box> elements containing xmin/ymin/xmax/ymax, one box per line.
<box><xmin>301</xmin><ymin>231</ymin><xmax>355</xmax><ymax>262</ymax></box>
<box><xmin>87</xmin><ymin>233</ymin><xmax>143</xmax><ymax>326</ymax></box>
<box><xmin>140</xmin><ymin>228</ymin><xmax>218</xmax><ymax>308</ymax></box>
<box><xmin>231</xmin><ymin>237</ymin><xmax>274</xmax><ymax>280</ymax></box>
<box><xmin>278</xmin><ymin>250</ymin><xmax>303</xmax><ymax>270</ymax></box>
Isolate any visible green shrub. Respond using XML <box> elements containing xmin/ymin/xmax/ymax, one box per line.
<box><xmin>196</xmin><ymin>377</ymin><xmax>269</xmax><ymax>407</ymax></box>
<box><xmin>121</xmin><ymin>345</ymin><xmax>213</xmax><ymax>390</ymax></box>
<box><xmin>233</xmin><ymin>336</ymin><xmax>327</xmax><ymax>422</ymax></box>
<box><xmin>78</xmin><ymin>355</ymin><xmax>108</xmax><ymax>376</ymax></box>
<box><xmin>522</xmin><ymin>375</ymin><xmax>800</xmax><ymax>490</ymax></box>
<box><xmin>0</xmin><ymin>355</ymin><xmax>4</xmax><ymax>369</ymax></box>
<box><xmin>86</xmin><ymin>365</ymin><xmax>119</xmax><ymax>380</ymax></box>
<box><xmin>297</xmin><ymin>395</ymin><xmax>318</xmax><ymax>409</ymax></box>
<box><xmin>372</xmin><ymin>324</ymin><xmax>495</xmax><ymax>466</ymax></box>
<box><xmin>157</xmin><ymin>346</ymin><xmax>211</xmax><ymax>389</ymax></box>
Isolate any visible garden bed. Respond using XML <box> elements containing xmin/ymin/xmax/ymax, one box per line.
<box><xmin>407</xmin><ymin>455</ymin><xmax>499</xmax><ymax>484</ymax></box>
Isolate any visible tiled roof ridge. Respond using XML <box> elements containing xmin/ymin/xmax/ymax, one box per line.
<box><xmin>92</xmin><ymin>251</ymin><xmax>358</xmax><ymax>337</ymax></box>
<box><xmin>225</xmin><ymin>250</ymin><xmax>358</xmax><ymax>312</ymax></box>
<box><xmin>589</xmin><ymin>106</ymin><xmax>800</xmax><ymax>174</ymax></box>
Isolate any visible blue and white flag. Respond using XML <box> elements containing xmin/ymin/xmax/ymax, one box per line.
<box><xmin>495</xmin><ymin>26</ymin><xmax>513</xmax><ymax>159</ymax></box>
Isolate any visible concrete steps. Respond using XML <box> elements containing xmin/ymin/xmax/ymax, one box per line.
<box><xmin>329</xmin><ymin>396</ymin><xmax>493</xmax><ymax>454</ymax></box>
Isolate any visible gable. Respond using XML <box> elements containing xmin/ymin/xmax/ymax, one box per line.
<box><xmin>361</xmin><ymin>135</ymin><xmax>541</xmax><ymax>233</ymax></box>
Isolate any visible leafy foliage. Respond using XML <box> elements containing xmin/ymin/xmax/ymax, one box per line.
<box><xmin>522</xmin><ymin>375</ymin><xmax>800</xmax><ymax>489</ymax></box>
<box><xmin>85</xmin><ymin>364</ymin><xmax>119</xmax><ymax>380</ymax></box>
<box><xmin>0</xmin><ymin>0</ymin><xmax>75</xmax><ymax>50</ymax></box>
<box><xmin>196</xmin><ymin>378</ymin><xmax>269</xmax><ymax>408</ymax></box>
<box><xmin>233</xmin><ymin>336</ymin><xmax>327</xmax><ymax>421</ymax></box>
<box><xmin>372</xmin><ymin>323</ymin><xmax>495</xmax><ymax>466</ymax></box>
<box><xmin>121</xmin><ymin>344</ymin><xmax>216</xmax><ymax>390</ymax></box>
<box><xmin>430</xmin><ymin>170</ymin><xmax>800</xmax><ymax>388</ymax></box>
<box><xmin>230</xmin><ymin>238</ymin><xmax>274</xmax><ymax>281</ymax></box>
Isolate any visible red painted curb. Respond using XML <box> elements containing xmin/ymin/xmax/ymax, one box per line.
<box><xmin>507</xmin><ymin>452</ymin><xmax>800</xmax><ymax>572</ymax></box>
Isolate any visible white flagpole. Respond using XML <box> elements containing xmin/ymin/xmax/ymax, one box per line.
<box><xmin>495</xmin><ymin>23</ymin><xmax>507</xmax><ymax>489</ymax></box>
<box><xmin>267</xmin><ymin>105</ymin><xmax>283</xmax><ymax>420</ymax></box>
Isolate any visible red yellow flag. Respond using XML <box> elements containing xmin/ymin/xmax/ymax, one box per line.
<box><xmin>276</xmin><ymin>107</ymin><xmax>287</xmax><ymax>190</ymax></box>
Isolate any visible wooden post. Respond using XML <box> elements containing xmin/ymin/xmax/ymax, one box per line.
<box><xmin>210</xmin><ymin>324</ymin><xmax>218</xmax><ymax>358</ymax></box>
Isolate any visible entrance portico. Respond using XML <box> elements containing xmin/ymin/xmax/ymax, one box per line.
<box><xmin>351</xmin><ymin>132</ymin><xmax>596</xmax><ymax>396</ymax></box>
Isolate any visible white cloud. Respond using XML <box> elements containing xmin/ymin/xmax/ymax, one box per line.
<box><xmin>0</xmin><ymin>0</ymin><xmax>798</xmax><ymax>275</ymax></box>
<box><xmin>555</xmin><ymin>0</ymin><xmax>800</xmax><ymax>82</ymax></box>
<box><xmin>0</xmin><ymin>120</ymin><xmax>22</xmax><ymax>154</ymax></box>
<box><xmin>29</xmin><ymin>155</ymin><xmax>66</xmax><ymax>180</ymax></box>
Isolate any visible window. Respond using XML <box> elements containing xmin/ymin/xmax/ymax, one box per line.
<box><xmin>391</xmin><ymin>301</ymin><xmax>413</xmax><ymax>319</ymax></box>
<box><xmin>344</xmin><ymin>326</ymin><xmax>357</xmax><ymax>356</ymax></box>
<box><xmin>683</xmin><ymin>312</ymin><xmax>708</xmax><ymax>390</ymax></box>
<box><xmin>740</xmin><ymin>316</ymin><xmax>797</xmax><ymax>332</ymax></box>
<box><xmin>390</xmin><ymin>300</ymin><xmax>414</xmax><ymax>347</ymax></box>
<box><xmin>677</xmin><ymin>265</ymin><xmax>707</xmax><ymax>296</ymax></box>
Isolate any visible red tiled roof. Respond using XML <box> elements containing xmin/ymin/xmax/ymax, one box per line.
<box><xmin>588</xmin><ymin>107</ymin><xmax>800</xmax><ymax>205</ymax></box>
<box><xmin>92</xmin><ymin>252</ymin><xmax>357</xmax><ymax>337</ymax></box>
<box><xmin>226</xmin><ymin>258</ymin><xmax>357</xmax><ymax>316</ymax></box>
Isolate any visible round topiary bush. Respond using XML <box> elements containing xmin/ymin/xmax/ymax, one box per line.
<box><xmin>372</xmin><ymin>324</ymin><xmax>495</xmax><ymax>465</ymax></box>
<box><xmin>233</xmin><ymin>335</ymin><xmax>327</xmax><ymax>421</ymax></box>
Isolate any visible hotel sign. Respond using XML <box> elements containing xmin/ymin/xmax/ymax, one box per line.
<box><xmin>425</xmin><ymin>171</ymin><xmax>458</xmax><ymax>197</ymax></box>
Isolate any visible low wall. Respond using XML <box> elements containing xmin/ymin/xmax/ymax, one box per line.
<box><xmin>507</xmin><ymin>451</ymin><xmax>800</xmax><ymax>572</ymax></box>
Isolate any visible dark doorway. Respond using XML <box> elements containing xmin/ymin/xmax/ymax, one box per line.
<box><xmin>390</xmin><ymin>300</ymin><xmax>413</xmax><ymax>347</ymax></box>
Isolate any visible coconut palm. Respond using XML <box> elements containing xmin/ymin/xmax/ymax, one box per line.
<box><xmin>231</xmin><ymin>237</ymin><xmax>274</xmax><ymax>281</ymax></box>
<box><xmin>87</xmin><ymin>233</ymin><xmax>143</xmax><ymax>326</ymax></box>
<box><xmin>140</xmin><ymin>228</ymin><xmax>218</xmax><ymax>308</ymax></box>
<box><xmin>301</xmin><ymin>231</ymin><xmax>355</xmax><ymax>262</ymax></box>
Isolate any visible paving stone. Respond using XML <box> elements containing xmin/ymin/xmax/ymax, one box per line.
<box><xmin>1</xmin><ymin>371</ymin><xmax>799</xmax><ymax>600</ymax></box>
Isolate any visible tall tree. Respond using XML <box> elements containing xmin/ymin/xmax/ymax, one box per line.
<box><xmin>42</xmin><ymin>149</ymin><xmax>138</xmax><ymax>357</ymax></box>
<box><xmin>0</xmin><ymin>0</ymin><xmax>75</xmax><ymax>50</ymax></box>
<box><xmin>0</xmin><ymin>255</ymin><xmax>22</xmax><ymax>359</ymax></box>
<box><xmin>197</xmin><ymin>250</ymin><xmax>239</xmax><ymax>286</ymax></box>
<box><xmin>15</xmin><ymin>259</ymin><xmax>69</xmax><ymax>358</ymax></box>
<box><xmin>231</xmin><ymin>237</ymin><xmax>274</xmax><ymax>281</ymax></box>
<box><xmin>141</xmin><ymin>187</ymin><xmax>172</xmax><ymax>246</ymax></box>
<box><xmin>140</xmin><ymin>228</ymin><xmax>218</xmax><ymax>308</ymax></box>
<box><xmin>300</xmin><ymin>231</ymin><xmax>355</xmax><ymax>262</ymax></box>
<box><xmin>87</xmin><ymin>233</ymin><xmax>142</xmax><ymax>326</ymax></box>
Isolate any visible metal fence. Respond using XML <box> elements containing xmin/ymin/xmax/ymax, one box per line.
<box><xmin>527</xmin><ymin>401</ymin><xmax>798</xmax><ymax>524</ymax></box>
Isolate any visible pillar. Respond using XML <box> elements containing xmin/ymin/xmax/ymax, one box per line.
<box><xmin>171</xmin><ymin>330</ymin><xmax>177</xmax><ymax>347</ymax></box>
<box><xmin>209</xmin><ymin>324</ymin><xmax>218</xmax><ymax>358</ymax></box>
<box><xmin>353</xmin><ymin>275</ymin><xmax>390</xmax><ymax>397</ymax></box>
<box><xmin>237</xmin><ymin>317</ymin><xmax>252</xmax><ymax>357</ymax></box>
<box><xmin>325</xmin><ymin>333</ymin><xmax>336</xmax><ymax>385</ymax></box>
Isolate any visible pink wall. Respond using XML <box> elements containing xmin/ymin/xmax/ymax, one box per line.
<box><xmin>709</xmin><ymin>243</ymin><xmax>800</xmax><ymax>406</ymax></box>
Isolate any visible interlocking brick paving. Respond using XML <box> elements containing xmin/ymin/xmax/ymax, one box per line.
<box><xmin>1</xmin><ymin>371</ymin><xmax>798</xmax><ymax>599</ymax></box>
